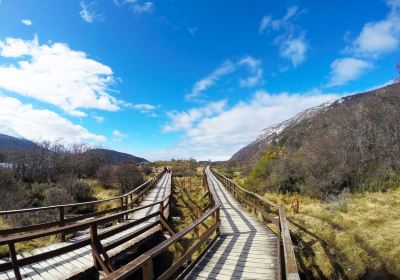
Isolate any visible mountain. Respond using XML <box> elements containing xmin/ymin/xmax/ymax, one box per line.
<box><xmin>0</xmin><ymin>134</ymin><xmax>148</xmax><ymax>164</ymax></box>
<box><xmin>229</xmin><ymin>82</ymin><xmax>400</xmax><ymax>188</ymax></box>
<box><xmin>86</xmin><ymin>148</ymin><xmax>148</xmax><ymax>164</ymax></box>
<box><xmin>0</xmin><ymin>133</ymin><xmax>36</xmax><ymax>152</ymax></box>
<box><xmin>229</xmin><ymin>100</ymin><xmax>336</xmax><ymax>167</ymax></box>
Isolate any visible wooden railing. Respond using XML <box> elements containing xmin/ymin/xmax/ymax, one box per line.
<box><xmin>0</xmin><ymin>170</ymin><xmax>166</xmax><ymax>238</ymax></box>
<box><xmin>0</xmin><ymin>170</ymin><xmax>170</xmax><ymax>280</ymax></box>
<box><xmin>210</xmin><ymin>168</ymin><xmax>300</xmax><ymax>280</ymax></box>
<box><xmin>102</xmin><ymin>166</ymin><xmax>221</xmax><ymax>280</ymax></box>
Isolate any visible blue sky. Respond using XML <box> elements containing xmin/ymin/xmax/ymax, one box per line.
<box><xmin>0</xmin><ymin>0</ymin><xmax>399</xmax><ymax>160</ymax></box>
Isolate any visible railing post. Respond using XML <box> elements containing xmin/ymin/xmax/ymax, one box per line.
<box><xmin>8</xmin><ymin>243</ymin><xmax>22</xmax><ymax>280</ymax></box>
<box><xmin>90</xmin><ymin>223</ymin><xmax>100</xmax><ymax>269</ymax></box>
<box><xmin>142</xmin><ymin>258</ymin><xmax>154</xmax><ymax>280</ymax></box>
<box><xmin>215</xmin><ymin>208</ymin><xmax>220</xmax><ymax>236</ymax></box>
<box><xmin>124</xmin><ymin>196</ymin><xmax>129</xmax><ymax>221</ymax></box>
<box><xmin>159</xmin><ymin>201</ymin><xmax>164</xmax><ymax>219</ymax></box>
<box><xmin>59</xmin><ymin>206</ymin><xmax>66</xmax><ymax>241</ymax></box>
<box><xmin>119</xmin><ymin>197</ymin><xmax>124</xmax><ymax>223</ymax></box>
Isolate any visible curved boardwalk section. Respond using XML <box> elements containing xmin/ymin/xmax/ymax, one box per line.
<box><xmin>0</xmin><ymin>172</ymin><xmax>171</xmax><ymax>280</ymax></box>
<box><xmin>185</xmin><ymin>167</ymin><xmax>278</xmax><ymax>280</ymax></box>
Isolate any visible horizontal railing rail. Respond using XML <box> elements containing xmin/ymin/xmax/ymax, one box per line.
<box><xmin>102</xmin><ymin>165</ymin><xmax>221</xmax><ymax>280</ymax></box>
<box><xmin>0</xmin><ymin>170</ymin><xmax>166</xmax><ymax>237</ymax></box>
<box><xmin>210</xmin><ymin>168</ymin><xmax>300</xmax><ymax>280</ymax></box>
<box><xmin>0</xmin><ymin>170</ymin><xmax>172</xmax><ymax>280</ymax></box>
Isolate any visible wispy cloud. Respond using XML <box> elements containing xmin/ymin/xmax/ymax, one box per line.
<box><xmin>187</xmin><ymin>27</ymin><xmax>198</xmax><ymax>36</ymax></box>
<box><xmin>80</xmin><ymin>1</ymin><xmax>102</xmax><ymax>23</ymax></box>
<box><xmin>0</xmin><ymin>35</ymin><xmax>121</xmax><ymax>116</ymax></box>
<box><xmin>238</xmin><ymin>56</ymin><xmax>264</xmax><ymax>87</ymax></box>
<box><xmin>112</xmin><ymin>129</ymin><xmax>128</xmax><ymax>141</ymax></box>
<box><xmin>186</xmin><ymin>56</ymin><xmax>264</xmax><ymax>100</ymax></box>
<box><xmin>21</xmin><ymin>19</ymin><xmax>32</xmax><ymax>26</ymax></box>
<box><xmin>114</xmin><ymin>0</ymin><xmax>154</xmax><ymax>14</ymax></box>
<box><xmin>186</xmin><ymin>61</ymin><xmax>235</xmax><ymax>100</ymax></box>
<box><xmin>259</xmin><ymin>6</ymin><xmax>308</xmax><ymax>68</ymax></box>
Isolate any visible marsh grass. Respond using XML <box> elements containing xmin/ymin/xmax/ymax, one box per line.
<box><xmin>265</xmin><ymin>189</ymin><xmax>400</xmax><ymax>279</ymax></box>
<box><xmin>167</xmin><ymin>174</ymin><xmax>215</xmax><ymax>272</ymax></box>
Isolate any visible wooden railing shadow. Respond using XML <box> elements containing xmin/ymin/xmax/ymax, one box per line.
<box><xmin>210</xmin><ymin>168</ymin><xmax>300</xmax><ymax>280</ymax></box>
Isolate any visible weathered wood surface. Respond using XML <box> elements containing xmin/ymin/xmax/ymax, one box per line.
<box><xmin>0</xmin><ymin>172</ymin><xmax>171</xmax><ymax>280</ymax></box>
<box><xmin>185</xmin><ymin>167</ymin><xmax>278</xmax><ymax>280</ymax></box>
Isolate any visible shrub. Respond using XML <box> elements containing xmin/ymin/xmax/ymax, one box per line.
<box><xmin>327</xmin><ymin>188</ymin><xmax>350</xmax><ymax>212</ymax></box>
<box><xmin>96</xmin><ymin>165</ymin><xmax>114</xmax><ymax>187</ymax></box>
<box><xmin>44</xmin><ymin>187</ymin><xmax>72</xmax><ymax>206</ymax></box>
<box><xmin>112</xmin><ymin>164</ymin><xmax>144</xmax><ymax>193</ymax></box>
<box><xmin>67</xmin><ymin>180</ymin><xmax>95</xmax><ymax>203</ymax></box>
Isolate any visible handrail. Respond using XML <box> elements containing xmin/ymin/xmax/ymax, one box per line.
<box><xmin>0</xmin><ymin>170</ymin><xmax>164</xmax><ymax>215</ymax></box>
<box><xmin>0</xmin><ymin>170</ymin><xmax>172</xmax><ymax>280</ymax></box>
<box><xmin>102</xmin><ymin>165</ymin><xmax>221</xmax><ymax>280</ymax></box>
<box><xmin>210</xmin><ymin>168</ymin><xmax>300</xmax><ymax>280</ymax></box>
<box><xmin>0</xmin><ymin>170</ymin><xmax>166</xmax><ymax>237</ymax></box>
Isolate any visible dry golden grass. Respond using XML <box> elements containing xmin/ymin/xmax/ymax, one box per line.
<box><xmin>265</xmin><ymin>189</ymin><xmax>400</xmax><ymax>279</ymax></box>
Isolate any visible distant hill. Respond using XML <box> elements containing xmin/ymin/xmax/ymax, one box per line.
<box><xmin>86</xmin><ymin>148</ymin><xmax>148</xmax><ymax>164</ymax></box>
<box><xmin>229</xmin><ymin>82</ymin><xmax>400</xmax><ymax>195</ymax></box>
<box><xmin>0</xmin><ymin>134</ymin><xmax>148</xmax><ymax>164</ymax></box>
<box><xmin>0</xmin><ymin>134</ymin><xmax>36</xmax><ymax>151</ymax></box>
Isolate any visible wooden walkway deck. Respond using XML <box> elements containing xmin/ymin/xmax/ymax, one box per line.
<box><xmin>185</xmin><ymin>167</ymin><xmax>278</xmax><ymax>280</ymax></box>
<box><xmin>0</xmin><ymin>172</ymin><xmax>171</xmax><ymax>280</ymax></box>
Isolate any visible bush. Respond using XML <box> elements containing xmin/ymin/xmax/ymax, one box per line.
<box><xmin>67</xmin><ymin>180</ymin><xmax>95</xmax><ymax>203</ymax></box>
<box><xmin>112</xmin><ymin>164</ymin><xmax>144</xmax><ymax>193</ymax></box>
<box><xmin>96</xmin><ymin>165</ymin><xmax>113</xmax><ymax>187</ymax></box>
<box><xmin>44</xmin><ymin>187</ymin><xmax>72</xmax><ymax>206</ymax></box>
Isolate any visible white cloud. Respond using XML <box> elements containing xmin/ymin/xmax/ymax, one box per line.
<box><xmin>114</xmin><ymin>0</ymin><xmax>154</xmax><ymax>14</ymax></box>
<box><xmin>163</xmin><ymin>100</ymin><xmax>227</xmax><ymax>133</ymax></box>
<box><xmin>328</xmin><ymin>58</ymin><xmax>372</xmax><ymax>87</ymax></box>
<box><xmin>0</xmin><ymin>36</ymin><xmax>121</xmax><ymax>116</ymax></box>
<box><xmin>260</xmin><ymin>6</ymin><xmax>309</xmax><ymax>67</ymax></box>
<box><xmin>259</xmin><ymin>16</ymin><xmax>271</xmax><ymax>34</ymax></box>
<box><xmin>187</xmin><ymin>56</ymin><xmax>264</xmax><ymax>99</ymax></box>
<box><xmin>21</xmin><ymin>19</ymin><xmax>32</xmax><ymax>26</ymax></box>
<box><xmin>133</xmin><ymin>2</ymin><xmax>153</xmax><ymax>13</ymax></box>
<box><xmin>92</xmin><ymin>114</ymin><xmax>104</xmax><ymax>123</ymax></box>
<box><xmin>279</xmin><ymin>35</ymin><xmax>308</xmax><ymax>67</ymax></box>
<box><xmin>187</xmin><ymin>27</ymin><xmax>198</xmax><ymax>36</ymax></box>
<box><xmin>238</xmin><ymin>56</ymin><xmax>263</xmax><ymax>87</ymax></box>
<box><xmin>131</xmin><ymin>103</ymin><xmax>156</xmax><ymax>111</ymax></box>
<box><xmin>239</xmin><ymin>69</ymin><xmax>263</xmax><ymax>88</ymax></box>
<box><xmin>0</xmin><ymin>95</ymin><xmax>105</xmax><ymax>143</ymax></box>
<box><xmin>79</xmin><ymin>1</ymin><xmax>101</xmax><ymax>23</ymax></box>
<box><xmin>162</xmin><ymin>91</ymin><xmax>339</xmax><ymax>160</ymax></box>
<box><xmin>186</xmin><ymin>61</ymin><xmax>235</xmax><ymax>100</ymax></box>
<box><xmin>349</xmin><ymin>0</ymin><xmax>400</xmax><ymax>56</ymax></box>
<box><xmin>112</xmin><ymin>129</ymin><xmax>128</xmax><ymax>140</ymax></box>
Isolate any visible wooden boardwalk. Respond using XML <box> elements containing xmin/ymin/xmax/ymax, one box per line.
<box><xmin>0</xmin><ymin>172</ymin><xmax>171</xmax><ymax>280</ymax></box>
<box><xmin>185</xmin><ymin>167</ymin><xmax>278</xmax><ymax>280</ymax></box>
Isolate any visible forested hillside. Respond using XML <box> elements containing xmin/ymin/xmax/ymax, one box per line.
<box><xmin>230</xmin><ymin>83</ymin><xmax>400</xmax><ymax>197</ymax></box>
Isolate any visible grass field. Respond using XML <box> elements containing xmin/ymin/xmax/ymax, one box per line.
<box><xmin>265</xmin><ymin>189</ymin><xmax>400</xmax><ymax>279</ymax></box>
